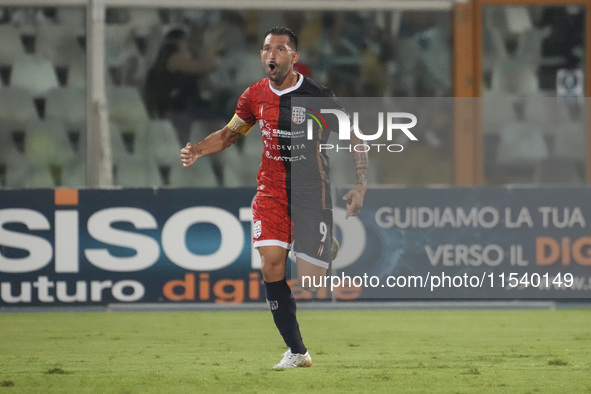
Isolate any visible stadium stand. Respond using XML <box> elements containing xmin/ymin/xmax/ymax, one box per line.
<box><xmin>113</xmin><ymin>154</ymin><xmax>161</xmax><ymax>188</ymax></box>
<box><xmin>109</xmin><ymin>121</ymin><xmax>155</xmax><ymax>187</ymax></box>
<box><xmin>44</xmin><ymin>86</ymin><xmax>86</xmax><ymax>135</ymax></box>
<box><xmin>23</xmin><ymin>119</ymin><xmax>75</xmax><ymax>169</ymax></box>
<box><xmin>107</xmin><ymin>85</ymin><xmax>149</xmax><ymax>130</ymax></box>
<box><xmin>105</xmin><ymin>23</ymin><xmax>142</xmax><ymax>85</ymax></box>
<box><xmin>6</xmin><ymin>158</ymin><xmax>55</xmax><ymax>188</ymax></box>
<box><xmin>65</xmin><ymin>60</ymin><xmax>89</xmax><ymax>90</ymax></box>
<box><xmin>0</xmin><ymin>86</ymin><xmax>39</xmax><ymax>130</ymax></box>
<box><xmin>0</xmin><ymin>24</ymin><xmax>27</xmax><ymax>84</ymax></box>
<box><xmin>35</xmin><ymin>24</ymin><xmax>85</xmax><ymax>68</ymax></box>
<box><xmin>533</xmin><ymin>158</ymin><xmax>582</xmax><ymax>184</ymax></box>
<box><xmin>128</xmin><ymin>8</ymin><xmax>162</xmax><ymax>39</ymax></box>
<box><xmin>10</xmin><ymin>54</ymin><xmax>59</xmax><ymax>99</ymax></box>
<box><xmin>55</xmin><ymin>6</ymin><xmax>85</xmax><ymax>26</ymax></box>
<box><xmin>0</xmin><ymin>4</ymin><xmax>586</xmax><ymax>189</ymax></box>
<box><xmin>136</xmin><ymin>119</ymin><xmax>182</xmax><ymax>186</ymax></box>
<box><xmin>168</xmin><ymin>155</ymin><xmax>219</xmax><ymax>188</ymax></box>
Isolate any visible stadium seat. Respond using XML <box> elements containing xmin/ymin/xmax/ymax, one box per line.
<box><xmin>504</xmin><ymin>6</ymin><xmax>533</xmax><ymax>34</ymax></box>
<box><xmin>109</xmin><ymin>122</ymin><xmax>131</xmax><ymax>161</ymax></box>
<box><xmin>0</xmin><ymin>25</ymin><xmax>27</xmax><ymax>75</ymax></box>
<box><xmin>533</xmin><ymin>158</ymin><xmax>582</xmax><ymax>184</ymax></box>
<box><xmin>483</xmin><ymin>7</ymin><xmax>509</xmax><ymax>42</ymax></box>
<box><xmin>131</xmin><ymin>119</ymin><xmax>183</xmax><ymax>186</ymax></box>
<box><xmin>9</xmin><ymin>8</ymin><xmax>52</xmax><ymax>36</ymax></box>
<box><xmin>65</xmin><ymin>60</ymin><xmax>88</xmax><ymax>90</ymax></box>
<box><xmin>113</xmin><ymin>154</ymin><xmax>161</xmax><ymax>188</ymax></box>
<box><xmin>553</xmin><ymin>122</ymin><xmax>585</xmax><ymax>161</ymax></box>
<box><xmin>221</xmin><ymin>166</ymin><xmax>245</xmax><ymax>187</ymax></box>
<box><xmin>495</xmin><ymin>122</ymin><xmax>548</xmax><ymax>165</ymax></box>
<box><xmin>494</xmin><ymin>116</ymin><xmax>548</xmax><ymax>184</ymax></box>
<box><xmin>168</xmin><ymin>156</ymin><xmax>219</xmax><ymax>188</ymax></box>
<box><xmin>23</xmin><ymin>119</ymin><xmax>75</xmax><ymax>167</ymax></box>
<box><xmin>138</xmin><ymin>119</ymin><xmax>181</xmax><ymax>166</ymax></box>
<box><xmin>213</xmin><ymin>137</ymin><xmax>259</xmax><ymax>188</ymax></box>
<box><xmin>105</xmin><ymin>24</ymin><xmax>141</xmax><ymax>84</ymax></box>
<box><xmin>55</xmin><ymin>7</ymin><xmax>85</xmax><ymax>33</ymax></box>
<box><xmin>489</xmin><ymin>59</ymin><xmax>539</xmax><ymax>96</ymax></box>
<box><xmin>108</xmin><ymin>121</ymin><xmax>161</xmax><ymax>187</ymax></box>
<box><xmin>0</xmin><ymin>119</ymin><xmax>12</xmax><ymax>145</ymax></box>
<box><xmin>5</xmin><ymin>158</ymin><xmax>56</xmax><ymax>188</ymax></box>
<box><xmin>105</xmin><ymin>24</ymin><xmax>135</xmax><ymax>66</ymax></box>
<box><xmin>481</xmin><ymin>98</ymin><xmax>516</xmax><ymax>135</ymax></box>
<box><xmin>61</xmin><ymin>159</ymin><xmax>86</xmax><ymax>187</ymax></box>
<box><xmin>45</xmin><ymin>87</ymin><xmax>86</xmax><ymax>131</ymax></box>
<box><xmin>10</xmin><ymin>54</ymin><xmax>59</xmax><ymax>98</ymax></box>
<box><xmin>0</xmin><ymin>119</ymin><xmax>21</xmax><ymax>167</ymax></box>
<box><xmin>2</xmin><ymin>151</ymin><xmax>25</xmax><ymax>188</ymax></box>
<box><xmin>240</xmin><ymin>124</ymin><xmax>264</xmax><ymax>161</ymax></box>
<box><xmin>515</xmin><ymin>27</ymin><xmax>550</xmax><ymax>70</ymax></box>
<box><xmin>107</xmin><ymin>86</ymin><xmax>149</xmax><ymax>130</ymax></box>
<box><xmin>128</xmin><ymin>8</ymin><xmax>161</xmax><ymax>38</ymax></box>
<box><xmin>522</xmin><ymin>98</ymin><xmax>555</xmax><ymax>131</ymax></box>
<box><xmin>35</xmin><ymin>24</ymin><xmax>85</xmax><ymax>68</ymax></box>
<box><xmin>0</xmin><ymin>86</ymin><xmax>39</xmax><ymax>130</ymax></box>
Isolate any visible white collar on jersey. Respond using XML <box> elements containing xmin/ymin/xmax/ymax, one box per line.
<box><xmin>268</xmin><ymin>72</ymin><xmax>304</xmax><ymax>96</ymax></box>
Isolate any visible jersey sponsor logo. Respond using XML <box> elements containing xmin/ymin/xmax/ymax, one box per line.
<box><xmin>254</xmin><ymin>220</ymin><xmax>262</xmax><ymax>238</ymax></box>
<box><xmin>258</xmin><ymin>119</ymin><xmax>300</xmax><ymax>140</ymax></box>
<box><xmin>259</xmin><ymin>120</ymin><xmax>272</xmax><ymax>138</ymax></box>
<box><xmin>265</xmin><ymin>151</ymin><xmax>306</xmax><ymax>162</ymax></box>
<box><xmin>292</xmin><ymin>106</ymin><xmax>306</xmax><ymax>125</ymax></box>
<box><xmin>263</xmin><ymin>141</ymin><xmax>306</xmax><ymax>151</ymax></box>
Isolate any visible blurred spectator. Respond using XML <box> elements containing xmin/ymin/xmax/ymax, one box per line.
<box><xmin>538</xmin><ymin>5</ymin><xmax>584</xmax><ymax>90</ymax></box>
<box><xmin>360</xmin><ymin>42</ymin><xmax>387</xmax><ymax>96</ymax></box>
<box><xmin>487</xmin><ymin>28</ymin><xmax>539</xmax><ymax>96</ymax></box>
<box><xmin>203</xmin><ymin>11</ymin><xmax>248</xmax><ymax>116</ymax></box>
<box><xmin>293</xmin><ymin>62</ymin><xmax>311</xmax><ymax>77</ymax></box>
<box><xmin>144</xmin><ymin>27</ymin><xmax>216</xmax><ymax>144</ymax></box>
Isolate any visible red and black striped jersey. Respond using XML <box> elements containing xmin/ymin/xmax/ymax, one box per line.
<box><xmin>235</xmin><ymin>74</ymin><xmax>339</xmax><ymax>209</ymax></box>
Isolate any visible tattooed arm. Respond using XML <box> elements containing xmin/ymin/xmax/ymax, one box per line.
<box><xmin>342</xmin><ymin>133</ymin><xmax>368</xmax><ymax>218</ymax></box>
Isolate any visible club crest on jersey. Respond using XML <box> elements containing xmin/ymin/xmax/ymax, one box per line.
<box><xmin>292</xmin><ymin>106</ymin><xmax>306</xmax><ymax>125</ymax></box>
<box><xmin>267</xmin><ymin>300</ymin><xmax>279</xmax><ymax>310</ymax></box>
<box><xmin>254</xmin><ymin>220</ymin><xmax>262</xmax><ymax>238</ymax></box>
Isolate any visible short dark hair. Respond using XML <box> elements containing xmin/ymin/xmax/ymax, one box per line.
<box><xmin>264</xmin><ymin>26</ymin><xmax>298</xmax><ymax>51</ymax></box>
<box><xmin>163</xmin><ymin>28</ymin><xmax>187</xmax><ymax>43</ymax></box>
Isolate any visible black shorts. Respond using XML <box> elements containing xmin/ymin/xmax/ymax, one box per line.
<box><xmin>291</xmin><ymin>204</ymin><xmax>333</xmax><ymax>269</ymax></box>
<box><xmin>252</xmin><ymin>191</ymin><xmax>333</xmax><ymax>269</ymax></box>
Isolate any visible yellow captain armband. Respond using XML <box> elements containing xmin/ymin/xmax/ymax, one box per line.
<box><xmin>226</xmin><ymin>114</ymin><xmax>253</xmax><ymax>135</ymax></box>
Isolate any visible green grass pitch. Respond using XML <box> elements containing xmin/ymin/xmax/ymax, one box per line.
<box><xmin>1</xmin><ymin>308</ymin><xmax>590</xmax><ymax>393</ymax></box>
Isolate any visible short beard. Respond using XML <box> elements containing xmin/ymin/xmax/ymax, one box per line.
<box><xmin>267</xmin><ymin>68</ymin><xmax>289</xmax><ymax>84</ymax></box>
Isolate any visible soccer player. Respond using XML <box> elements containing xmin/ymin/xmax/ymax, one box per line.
<box><xmin>180</xmin><ymin>26</ymin><xmax>367</xmax><ymax>368</ymax></box>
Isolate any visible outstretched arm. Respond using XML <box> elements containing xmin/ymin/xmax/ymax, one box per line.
<box><xmin>180</xmin><ymin>126</ymin><xmax>241</xmax><ymax>168</ymax></box>
<box><xmin>342</xmin><ymin>133</ymin><xmax>368</xmax><ymax>218</ymax></box>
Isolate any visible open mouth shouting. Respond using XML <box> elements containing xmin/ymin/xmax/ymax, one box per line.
<box><xmin>267</xmin><ymin>62</ymin><xmax>278</xmax><ymax>77</ymax></box>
